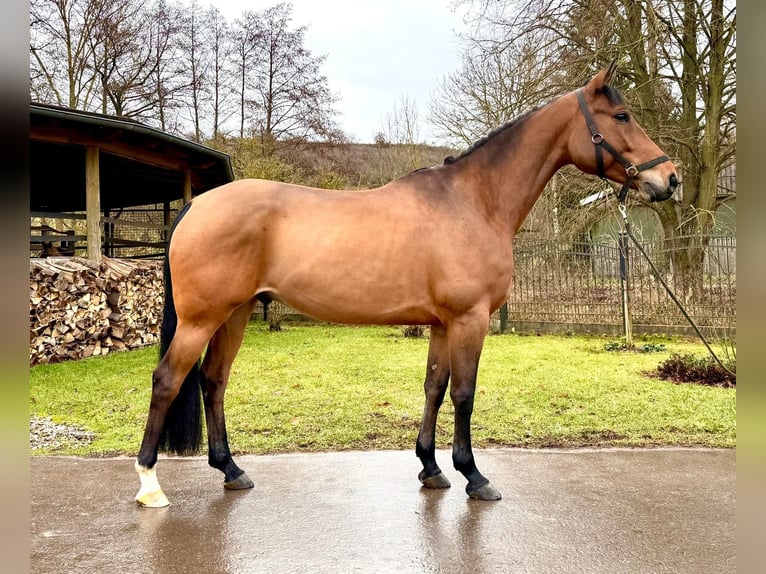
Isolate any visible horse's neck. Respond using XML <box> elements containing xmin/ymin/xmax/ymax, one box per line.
<box><xmin>468</xmin><ymin>98</ymin><xmax>574</xmax><ymax>235</ymax></box>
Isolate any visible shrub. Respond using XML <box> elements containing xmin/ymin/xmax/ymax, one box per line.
<box><xmin>604</xmin><ymin>341</ymin><xmax>665</xmax><ymax>353</ymax></box>
<box><xmin>266</xmin><ymin>301</ymin><xmax>290</xmax><ymax>332</ymax></box>
<box><xmin>655</xmin><ymin>353</ymin><xmax>736</xmax><ymax>387</ymax></box>
<box><xmin>313</xmin><ymin>169</ymin><xmax>348</xmax><ymax>190</ymax></box>
<box><xmin>402</xmin><ymin>325</ymin><xmax>426</xmax><ymax>338</ymax></box>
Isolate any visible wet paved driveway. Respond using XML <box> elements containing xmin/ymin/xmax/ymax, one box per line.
<box><xmin>31</xmin><ymin>448</ymin><xmax>735</xmax><ymax>573</ymax></box>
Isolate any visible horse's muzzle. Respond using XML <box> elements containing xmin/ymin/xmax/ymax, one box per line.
<box><xmin>647</xmin><ymin>173</ymin><xmax>678</xmax><ymax>202</ymax></box>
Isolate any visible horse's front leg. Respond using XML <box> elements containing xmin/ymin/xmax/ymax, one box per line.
<box><xmin>447</xmin><ymin>313</ymin><xmax>502</xmax><ymax>501</ymax></box>
<box><xmin>416</xmin><ymin>324</ymin><xmax>451</xmax><ymax>489</ymax></box>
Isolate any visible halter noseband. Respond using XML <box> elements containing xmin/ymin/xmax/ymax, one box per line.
<box><xmin>575</xmin><ymin>88</ymin><xmax>670</xmax><ymax>202</ymax></box>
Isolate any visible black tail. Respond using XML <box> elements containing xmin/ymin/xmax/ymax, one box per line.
<box><xmin>158</xmin><ymin>202</ymin><xmax>203</xmax><ymax>455</ymax></box>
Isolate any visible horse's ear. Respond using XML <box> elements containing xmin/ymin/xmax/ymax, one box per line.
<box><xmin>590</xmin><ymin>61</ymin><xmax>618</xmax><ymax>92</ymax></box>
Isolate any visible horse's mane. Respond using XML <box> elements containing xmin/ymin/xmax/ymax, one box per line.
<box><xmin>443</xmin><ymin>107</ymin><xmax>539</xmax><ymax>165</ymax></box>
<box><xmin>442</xmin><ymin>82</ymin><xmax>624</xmax><ymax>165</ymax></box>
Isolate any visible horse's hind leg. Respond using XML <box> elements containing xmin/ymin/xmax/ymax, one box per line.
<box><xmin>200</xmin><ymin>300</ymin><xmax>257</xmax><ymax>490</ymax></box>
<box><xmin>136</xmin><ymin>324</ymin><xmax>213</xmax><ymax>507</ymax></box>
<box><xmin>415</xmin><ymin>324</ymin><xmax>451</xmax><ymax>489</ymax></box>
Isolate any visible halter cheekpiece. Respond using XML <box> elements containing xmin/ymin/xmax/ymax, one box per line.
<box><xmin>575</xmin><ymin>88</ymin><xmax>670</xmax><ymax>202</ymax></box>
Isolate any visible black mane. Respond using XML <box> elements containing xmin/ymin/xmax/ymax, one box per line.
<box><xmin>443</xmin><ymin>108</ymin><xmax>539</xmax><ymax>165</ymax></box>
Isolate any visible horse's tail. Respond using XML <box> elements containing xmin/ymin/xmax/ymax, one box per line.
<box><xmin>158</xmin><ymin>201</ymin><xmax>203</xmax><ymax>455</ymax></box>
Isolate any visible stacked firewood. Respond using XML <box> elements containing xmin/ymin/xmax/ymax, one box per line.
<box><xmin>30</xmin><ymin>257</ymin><xmax>164</xmax><ymax>365</ymax></box>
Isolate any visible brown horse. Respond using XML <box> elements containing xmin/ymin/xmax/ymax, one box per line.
<box><xmin>135</xmin><ymin>64</ymin><xmax>678</xmax><ymax>507</ymax></box>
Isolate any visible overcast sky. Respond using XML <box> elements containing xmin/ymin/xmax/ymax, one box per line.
<box><xmin>211</xmin><ymin>0</ymin><xmax>468</xmax><ymax>144</ymax></box>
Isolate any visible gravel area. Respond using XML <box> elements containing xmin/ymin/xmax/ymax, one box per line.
<box><xmin>30</xmin><ymin>416</ymin><xmax>96</xmax><ymax>450</ymax></box>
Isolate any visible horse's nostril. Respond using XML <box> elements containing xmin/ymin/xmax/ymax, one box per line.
<box><xmin>669</xmin><ymin>173</ymin><xmax>678</xmax><ymax>189</ymax></box>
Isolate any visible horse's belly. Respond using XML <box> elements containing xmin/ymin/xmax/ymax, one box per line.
<box><xmin>279</xmin><ymin>296</ymin><xmax>435</xmax><ymax>326</ymax></box>
<box><xmin>265</xmin><ymin>263</ymin><xmax>437</xmax><ymax>325</ymax></box>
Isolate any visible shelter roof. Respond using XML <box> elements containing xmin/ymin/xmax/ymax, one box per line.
<box><xmin>30</xmin><ymin>102</ymin><xmax>234</xmax><ymax>212</ymax></box>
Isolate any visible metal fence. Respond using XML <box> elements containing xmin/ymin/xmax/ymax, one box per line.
<box><xmin>506</xmin><ymin>234</ymin><xmax>735</xmax><ymax>335</ymax></box>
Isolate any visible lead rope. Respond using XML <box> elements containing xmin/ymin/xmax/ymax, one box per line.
<box><xmin>614</xmin><ymin>200</ymin><xmax>735</xmax><ymax>377</ymax></box>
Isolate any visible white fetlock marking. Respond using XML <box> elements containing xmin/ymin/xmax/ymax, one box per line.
<box><xmin>135</xmin><ymin>461</ymin><xmax>170</xmax><ymax>507</ymax></box>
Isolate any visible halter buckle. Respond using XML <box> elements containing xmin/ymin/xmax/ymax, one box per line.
<box><xmin>626</xmin><ymin>164</ymin><xmax>639</xmax><ymax>177</ymax></box>
<box><xmin>591</xmin><ymin>133</ymin><xmax>604</xmax><ymax>145</ymax></box>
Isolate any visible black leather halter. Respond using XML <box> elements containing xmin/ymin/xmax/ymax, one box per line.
<box><xmin>575</xmin><ymin>88</ymin><xmax>670</xmax><ymax>202</ymax></box>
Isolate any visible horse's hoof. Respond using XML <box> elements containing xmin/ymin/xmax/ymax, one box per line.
<box><xmin>466</xmin><ymin>482</ymin><xmax>502</xmax><ymax>501</ymax></box>
<box><xmin>136</xmin><ymin>489</ymin><xmax>170</xmax><ymax>508</ymax></box>
<box><xmin>419</xmin><ymin>470</ymin><xmax>451</xmax><ymax>489</ymax></box>
<box><xmin>224</xmin><ymin>472</ymin><xmax>254</xmax><ymax>490</ymax></box>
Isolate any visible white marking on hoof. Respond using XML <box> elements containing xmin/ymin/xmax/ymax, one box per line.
<box><xmin>135</xmin><ymin>461</ymin><xmax>170</xmax><ymax>508</ymax></box>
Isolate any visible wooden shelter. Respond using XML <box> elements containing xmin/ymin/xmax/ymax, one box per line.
<box><xmin>30</xmin><ymin>103</ymin><xmax>234</xmax><ymax>261</ymax></box>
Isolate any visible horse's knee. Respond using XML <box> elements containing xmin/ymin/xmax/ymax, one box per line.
<box><xmin>424</xmin><ymin>377</ymin><xmax>448</xmax><ymax>403</ymax></box>
<box><xmin>449</xmin><ymin>388</ymin><xmax>475</xmax><ymax>415</ymax></box>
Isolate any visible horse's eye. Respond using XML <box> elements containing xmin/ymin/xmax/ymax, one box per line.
<box><xmin>614</xmin><ymin>112</ymin><xmax>630</xmax><ymax>123</ymax></box>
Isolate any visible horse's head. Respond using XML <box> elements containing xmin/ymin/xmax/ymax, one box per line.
<box><xmin>568</xmin><ymin>63</ymin><xmax>678</xmax><ymax>203</ymax></box>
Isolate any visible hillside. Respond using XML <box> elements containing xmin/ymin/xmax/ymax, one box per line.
<box><xmin>207</xmin><ymin>137</ymin><xmax>459</xmax><ymax>190</ymax></box>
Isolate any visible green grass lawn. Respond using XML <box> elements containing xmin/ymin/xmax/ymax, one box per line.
<box><xmin>29</xmin><ymin>324</ymin><xmax>736</xmax><ymax>456</ymax></box>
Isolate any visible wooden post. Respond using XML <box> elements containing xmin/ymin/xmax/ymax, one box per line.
<box><xmin>163</xmin><ymin>201</ymin><xmax>171</xmax><ymax>236</ymax></box>
<box><xmin>85</xmin><ymin>146</ymin><xmax>102</xmax><ymax>262</ymax></box>
<box><xmin>619</xmin><ymin>231</ymin><xmax>633</xmax><ymax>348</ymax></box>
<box><xmin>499</xmin><ymin>302</ymin><xmax>508</xmax><ymax>333</ymax></box>
<box><xmin>183</xmin><ymin>171</ymin><xmax>192</xmax><ymax>204</ymax></box>
<box><xmin>103</xmin><ymin>208</ymin><xmax>112</xmax><ymax>258</ymax></box>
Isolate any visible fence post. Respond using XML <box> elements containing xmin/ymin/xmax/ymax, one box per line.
<box><xmin>618</xmin><ymin>231</ymin><xmax>633</xmax><ymax>347</ymax></box>
<box><xmin>499</xmin><ymin>302</ymin><xmax>508</xmax><ymax>333</ymax></box>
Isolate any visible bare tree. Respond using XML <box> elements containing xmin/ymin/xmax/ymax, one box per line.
<box><xmin>232</xmin><ymin>10</ymin><xmax>258</xmax><ymax>139</ymax></box>
<box><xmin>90</xmin><ymin>0</ymin><xmax>178</xmax><ymax>121</ymax></box>
<box><xmin>30</xmin><ymin>0</ymin><xmax>108</xmax><ymax>109</ymax></box>
<box><xmin>177</xmin><ymin>0</ymin><xmax>209</xmax><ymax>141</ymax></box>
<box><xmin>88</xmin><ymin>1</ymin><xmax>125</xmax><ymax>114</ymax></box>
<box><xmin>30</xmin><ymin>0</ymin><xmax>343</xmax><ymax>147</ymax></box>
<box><xmin>235</xmin><ymin>3</ymin><xmax>339</xmax><ymax>153</ymax></box>
<box><xmin>138</xmin><ymin>0</ymin><xmax>187</xmax><ymax>129</ymax></box>
<box><xmin>644</xmin><ymin>0</ymin><xmax>736</xmax><ymax>293</ymax></box>
<box><xmin>372</xmin><ymin>94</ymin><xmax>426</xmax><ymax>181</ymax></box>
<box><xmin>430</xmin><ymin>38</ymin><xmax>554</xmax><ymax>146</ymax></box>
<box><xmin>204</xmin><ymin>5</ymin><xmax>235</xmax><ymax>140</ymax></box>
